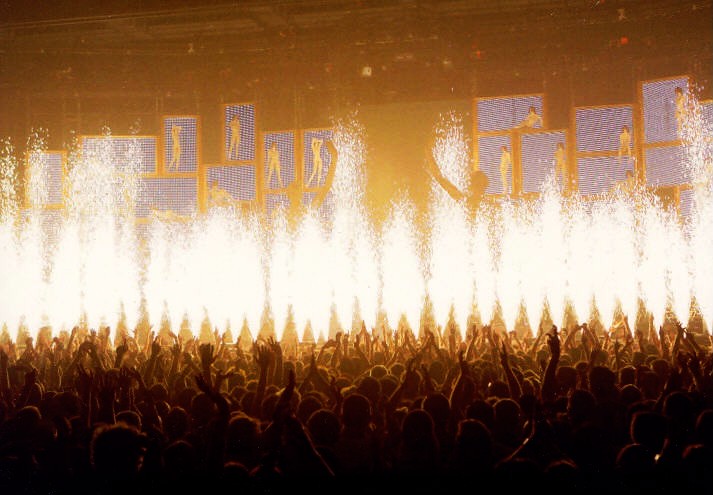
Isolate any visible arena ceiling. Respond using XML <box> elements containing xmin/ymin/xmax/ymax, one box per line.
<box><xmin>0</xmin><ymin>0</ymin><xmax>710</xmax><ymax>142</ymax></box>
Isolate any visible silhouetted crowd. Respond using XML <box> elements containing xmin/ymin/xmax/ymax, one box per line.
<box><xmin>0</xmin><ymin>319</ymin><xmax>712</xmax><ymax>494</ymax></box>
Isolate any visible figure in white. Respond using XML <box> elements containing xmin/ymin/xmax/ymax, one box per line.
<box><xmin>612</xmin><ymin>169</ymin><xmax>636</xmax><ymax>195</ymax></box>
<box><xmin>228</xmin><ymin>115</ymin><xmax>241</xmax><ymax>160</ymax></box>
<box><xmin>266</xmin><ymin>142</ymin><xmax>283</xmax><ymax>189</ymax></box>
<box><xmin>167</xmin><ymin>125</ymin><xmax>182</xmax><ymax>171</ymax></box>
<box><xmin>208</xmin><ymin>180</ymin><xmax>235</xmax><ymax>208</ymax></box>
<box><xmin>499</xmin><ymin>145</ymin><xmax>512</xmax><ymax>195</ymax></box>
<box><xmin>306</xmin><ymin>137</ymin><xmax>324</xmax><ymax>186</ymax></box>
<box><xmin>554</xmin><ymin>142</ymin><xmax>567</xmax><ymax>189</ymax></box>
<box><xmin>516</xmin><ymin>106</ymin><xmax>543</xmax><ymax>129</ymax></box>
<box><xmin>618</xmin><ymin>125</ymin><xmax>633</xmax><ymax>165</ymax></box>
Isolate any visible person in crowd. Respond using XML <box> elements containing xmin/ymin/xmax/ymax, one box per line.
<box><xmin>0</xmin><ymin>314</ymin><xmax>710</xmax><ymax>494</ymax></box>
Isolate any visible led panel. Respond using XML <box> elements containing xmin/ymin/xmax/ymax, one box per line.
<box><xmin>28</xmin><ymin>151</ymin><xmax>64</xmax><ymax>206</ymax></box>
<box><xmin>264</xmin><ymin>132</ymin><xmax>295</xmax><ymax>190</ymax></box>
<box><xmin>521</xmin><ymin>130</ymin><xmax>567</xmax><ymax>193</ymax></box>
<box><xmin>477</xmin><ymin>134</ymin><xmax>512</xmax><ymax>195</ymax></box>
<box><xmin>135</xmin><ymin>178</ymin><xmax>197</xmax><ymax>218</ymax></box>
<box><xmin>206</xmin><ymin>165</ymin><xmax>256</xmax><ymax>202</ymax></box>
<box><xmin>224</xmin><ymin>104</ymin><xmax>256</xmax><ymax>161</ymax></box>
<box><xmin>81</xmin><ymin>136</ymin><xmax>157</xmax><ymax>174</ymax></box>
<box><xmin>163</xmin><ymin>117</ymin><xmax>198</xmax><ymax>173</ymax></box>
<box><xmin>575</xmin><ymin>106</ymin><xmax>634</xmax><ymax>153</ymax></box>
<box><xmin>477</xmin><ymin>95</ymin><xmax>543</xmax><ymax>133</ymax></box>
<box><xmin>266</xmin><ymin>193</ymin><xmax>290</xmax><ymax>216</ymax></box>
<box><xmin>679</xmin><ymin>187</ymin><xmax>695</xmax><ymax>219</ymax></box>
<box><xmin>303</xmin><ymin>129</ymin><xmax>334</xmax><ymax>188</ymax></box>
<box><xmin>642</xmin><ymin>77</ymin><xmax>689</xmax><ymax>143</ymax></box>
<box><xmin>645</xmin><ymin>145</ymin><xmax>689</xmax><ymax>187</ymax></box>
<box><xmin>40</xmin><ymin>209</ymin><xmax>63</xmax><ymax>252</ymax></box>
<box><xmin>702</xmin><ymin>100</ymin><xmax>713</xmax><ymax>125</ymax></box>
<box><xmin>302</xmin><ymin>190</ymin><xmax>335</xmax><ymax>224</ymax></box>
<box><xmin>577</xmin><ymin>156</ymin><xmax>629</xmax><ymax>196</ymax></box>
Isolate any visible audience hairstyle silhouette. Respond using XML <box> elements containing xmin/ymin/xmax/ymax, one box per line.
<box><xmin>0</xmin><ymin>318</ymin><xmax>711</xmax><ymax>495</ymax></box>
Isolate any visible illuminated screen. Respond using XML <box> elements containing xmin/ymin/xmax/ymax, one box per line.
<box><xmin>264</xmin><ymin>132</ymin><xmax>295</xmax><ymax>190</ymax></box>
<box><xmin>477</xmin><ymin>135</ymin><xmax>512</xmax><ymax>195</ymax></box>
<box><xmin>644</xmin><ymin>145</ymin><xmax>689</xmax><ymax>187</ymax></box>
<box><xmin>41</xmin><ymin>209</ymin><xmax>63</xmax><ymax>253</ymax></box>
<box><xmin>164</xmin><ymin>117</ymin><xmax>198</xmax><ymax>173</ymax></box>
<box><xmin>135</xmin><ymin>178</ymin><xmax>197</xmax><ymax>218</ymax></box>
<box><xmin>20</xmin><ymin>209</ymin><xmax>63</xmax><ymax>262</ymax></box>
<box><xmin>266</xmin><ymin>193</ymin><xmax>290</xmax><ymax>216</ymax></box>
<box><xmin>679</xmin><ymin>188</ymin><xmax>694</xmax><ymax>219</ymax></box>
<box><xmin>642</xmin><ymin>77</ymin><xmax>689</xmax><ymax>143</ymax></box>
<box><xmin>81</xmin><ymin>136</ymin><xmax>157</xmax><ymax>174</ymax></box>
<box><xmin>224</xmin><ymin>104</ymin><xmax>256</xmax><ymax>161</ymax></box>
<box><xmin>302</xmin><ymin>191</ymin><xmax>335</xmax><ymax>223</ymax></box>
<box><xmin>477</xmin><ymin>95</ymin><xmax>543</xmax><ymax>132</ymax></box>
<box><xmin>577</xmin><ymin>156</ymin><xmax>629</xmax><ymax>196</ymax></box>
<box><xmin>521</xmin><ymin>130</ymin><xmax>567</xmax><ymax>193</ymax></box>
<box><xmin>303</xmin><ymin>129</ymin><xmax>334</xmax><ymax>188</ymax></box>
<box><xmin>29</xmin><ymin>151</ymin><xmax>64</xmax><ymax>206</ymax></box>
<box><xmin>206</xmin><ymin>165</ymin><xmax>256</xmax><ymax>202</ymax></box>
<box><xmin>702</xmin><ymin>101</ymin><xmax>713</xmax><ymax>124</ymax></box>
<box><xmin>575</xmin><ymin>106</ymin><xmax>633</xmax><ymax>153</ymax></box>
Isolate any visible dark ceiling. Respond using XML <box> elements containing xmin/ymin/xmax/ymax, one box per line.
<box><xmin>0</xmin><ymin>0</ymin><xmax>710</xmax><ymax>148</ymax></box>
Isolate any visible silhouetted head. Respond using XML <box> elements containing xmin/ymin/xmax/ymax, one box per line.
<box><xmin>307</xmin><ymin>408</ymin><xmax>341</xmax><ymax>447</ymax></box>
<box><xmin>341</xmin><ymin>393</ymin><xmax>371</xmax><ymax>431</ymax></box>
<box><xmin>91</xmin><ymin>424</ymin><xmax>146</xmax><ymax>481</ymax></box>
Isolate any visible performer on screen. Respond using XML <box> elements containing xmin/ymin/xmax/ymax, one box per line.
<box><xmin>425</xmin><ymin>140</ymin><xmax>489</xmax><ymax>215</ymax></box>
<box><xmin>618</xmin><ymin>125</ymin><xmax>634</xmax><ymax>165</ymax></box>
<box><xmin>266</xmin><ymin>142</ymin><xmax>284</xmax><ymax>189</ymax></box>
<box><xmin>208</xmin><ymin>180</ymin><xmax>236</xmax><ymax>208</ymax></box>
<box><xmin>228</xmin><ymin>115</ymin><xmax>241</xmax><ymax>160</ymax></box>
<box><xmin>554</xmin><ymin>142</ymin><xmax>567</xmax><ymax>189</ymax></box>
<box><xmin>516</xmin><ymin>106</ymin><xmax>543</xmax><ymax>129</ymax></box>
<box><xmin>167</xmin><ymin>125</ymin><xmax>182</xmax><ymax>171</ymax></box>
<box><xmin>306</xmin><ymin>137</ymin><xmax>324</xmax><ymax>187</ymax></box>
<box><xmin>499</xmin><ymin>145</ymin><xmax>512</xmax><ymax>195</ymax></box>
<box><xmin>611</xmin><ymin>169</ymin><xmax>636</xmax><ymax>196</ymax></box>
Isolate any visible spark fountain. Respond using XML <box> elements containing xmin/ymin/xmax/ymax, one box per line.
<box><xmin>0</xmin><ymin>104</ymin><xmax>712</xmax><ymax>344</ymax></box>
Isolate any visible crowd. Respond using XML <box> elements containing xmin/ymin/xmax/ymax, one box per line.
<box><xmin>0</xmin><ymin>318</ymin><xmax>711</xmax><ymax>494</ymax></box>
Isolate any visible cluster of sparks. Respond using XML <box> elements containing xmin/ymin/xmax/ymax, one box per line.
<box><xmin>0</xmin><ymin>102</ymin><xmax>711</xmax><ymax>343</ymax></box>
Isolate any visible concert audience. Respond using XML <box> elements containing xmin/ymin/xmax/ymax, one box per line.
<box><xmin>0</xmin><ymin>317</ymin><xmax>711</xmax><ymax>494</ymax></box>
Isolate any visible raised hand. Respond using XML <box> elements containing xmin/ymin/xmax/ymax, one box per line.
<box><xmin>499</xmin><ymin>341</ymin><xmax>509</xmax><ymax>368</ymax></box>
<box><xmin>547</xmin><ymin>326</ymin><xmax>560</xmax><ymax>360</ymax></box>
<box><xmin>171</xmin><ymin>340</ymin><xmax>181</xmax><ymax>359</ymax></box>
<box><xmin>253</xmin><ymin>342</ymin><xmax>273</xmax><ymax>372</ymax></box>
<box><xmin>115</xmin><ymin>339</ymin><xmax>129</xmax><ymax>368</ymax></box>
<box><xmin>199</xmin><ymin>343</ymin><xmax>216</xmax><ymax>369</ymax></box>
<box><xmin>150</xmin><ymin>337</ymin><xmax>161</xmax><ymax>358</ymax></box>
<box><xmin>195</xmin><ymin>373</ymin><xmax>213</xmax><ymax>395</ymax></box>
<box><xmin>267</xmin><ymin>336</ymin><xmax>282</xmax><ymax>356</ymax></box>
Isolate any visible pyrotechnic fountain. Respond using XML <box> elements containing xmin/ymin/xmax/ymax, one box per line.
<box><xmin>0</xmin><ymin>100</ymin><xmax>711</xmax><ymax>344</ymax></box>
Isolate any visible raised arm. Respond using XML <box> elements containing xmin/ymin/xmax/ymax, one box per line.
<box><xmin>426</xmin><ymin>157</ymin><xmax>465</xmax><ymax>202</ymax></box>
<box><xmin>540</xmin><ymin>326</ymin><xmax>561</xmax><ymax>403</ymax></box>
